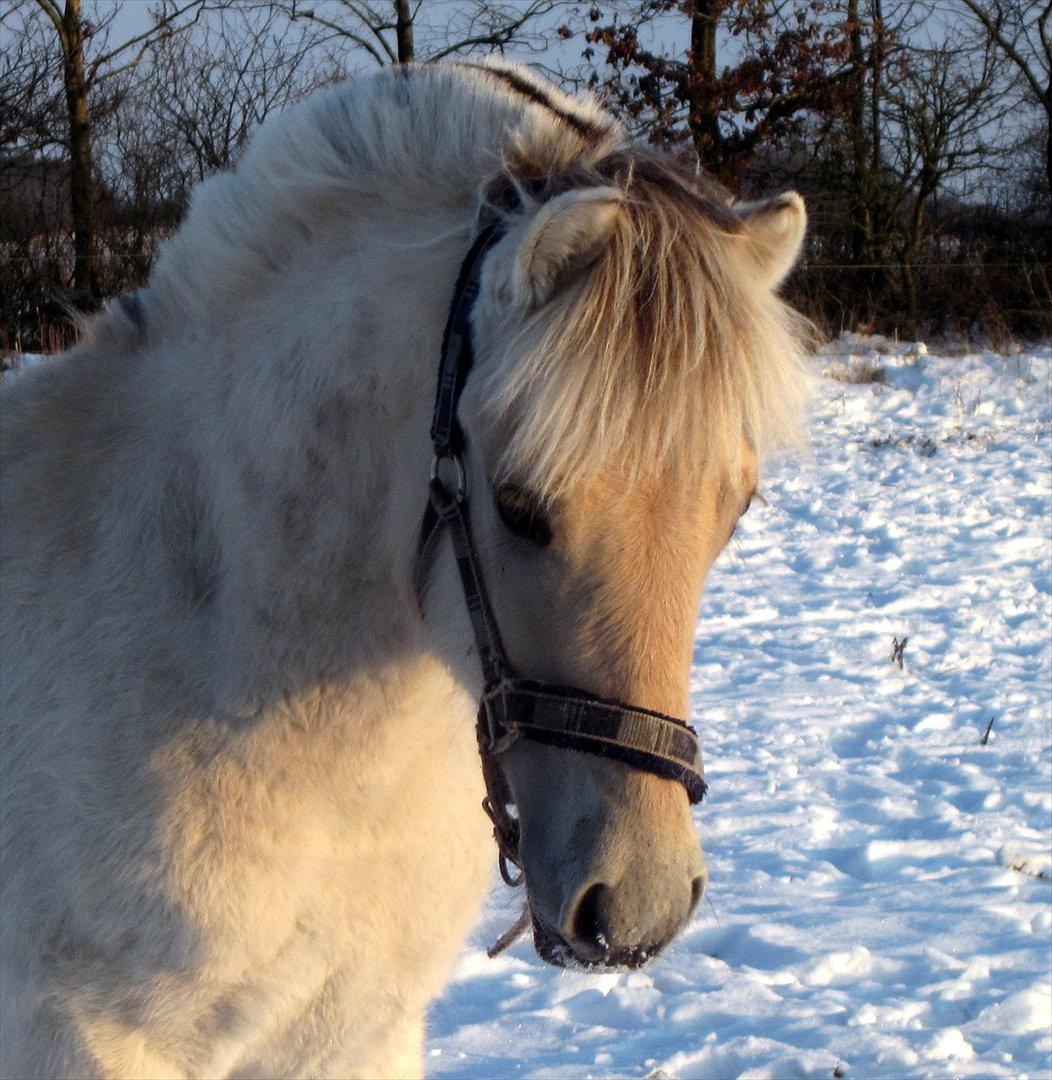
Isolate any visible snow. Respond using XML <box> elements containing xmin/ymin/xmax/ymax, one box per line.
<box><xmin>428</xmin><ymin>337</ymin><xmax>1052</xmax><ymax>1079</ymax></box>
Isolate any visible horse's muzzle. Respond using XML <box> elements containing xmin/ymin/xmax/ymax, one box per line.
<box><xmin>528</xmin><ymin>869</ymin><xmax>704</xmax><ymax>970</ymax></box>
<box><xmin>530</xmin><ymin>909</ymin><xmax>665</xmax><ymax>971</ymax></box>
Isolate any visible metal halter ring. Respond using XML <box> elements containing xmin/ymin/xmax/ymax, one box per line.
<box><xmin>430</xmin><ymin>453</ymin><xmax>467</xmax><ymax>500</ymax></box>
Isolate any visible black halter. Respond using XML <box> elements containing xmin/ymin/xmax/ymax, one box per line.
<box><xmin>415</xmin><ymin>220</ymin><xmax>706</xmax><ymax>886</ymax></box>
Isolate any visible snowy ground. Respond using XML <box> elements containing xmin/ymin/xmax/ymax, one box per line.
<box><xmin>427</xmin><ymin>338</ymin><xmax>1052</xmax><ymax>1079</ymax></box>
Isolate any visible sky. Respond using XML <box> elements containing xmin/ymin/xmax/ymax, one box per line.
<box><xmin>43</xmin><ymin>0</ymin><xmax>986</xmax><ymax>94</ymax></box>
<box><xmin>84</xmin><ymin>0</ymin><xmax>690</xmax><ymax>76</ymax></box>
<box><xmin>12</xmin><ymin>0</ymin><xmax>1036</xmax><ymax>201</ymax></box>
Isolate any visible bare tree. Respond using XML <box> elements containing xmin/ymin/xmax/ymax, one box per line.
<box><xmin>958</xmin><ymin>0</ymin><xmax>1051</xmax><ymax>196</ymax></box>
<box><xmin>577</xmin><ymin>0</ymin><xmax>855</xmax><ymax>185</ymax></box>
<box><xmin>142</xmin><ymin>6</ymin><xmax>341</xmax><ymax>188</ymax></box>
<box><xmin>276</xmin><ymin>0</ymin><xmax>557</xmax><ymax>65</ymax></box>
<box><xmin>886</xmin><ymin>23</ymin><xmax>1013</xmax><ymax>322</ymax></box>
<box><xmin>840</xmin><ymin>0</ymin><xmax>923</xmax><ymax>274</ymax></box>
<box><xmin>1</xmin><ymin>2</ymin><xmax>64</xmax><ymax>159</ymax></box>
<box><xmin>794</xmin><ymin>0</ymin><xmax>1028</xmax><ymax>331</ymax></box>
<box><xmin>22</xmin><ymin>0</ymin><xmax>214</xmax><ymax>296</ymax></box>
<box><xmin>97</xmin><ymin>7</ymin><xmax>334</xmax><ymax>294</ymax></box>
<box><xmin>846</xmin><ymin>0</ymin><xmax>867</xmax><ymax>263</ymax></box>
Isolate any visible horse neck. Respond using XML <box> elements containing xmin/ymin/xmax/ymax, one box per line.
<box><xmin>175</xmin><ymin>205</ymin><xmax>472</xmax><ymax>710</ymax></box>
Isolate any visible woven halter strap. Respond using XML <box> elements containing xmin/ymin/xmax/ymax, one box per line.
<box><xmin>414</xmin><ymin>221</ymin><xmax>707</xmax><ymax>882</ymax></box>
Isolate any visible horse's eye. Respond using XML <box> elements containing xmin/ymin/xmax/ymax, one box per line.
<box><xmin>494</xmin><ymin>485</ymin><xmax>552</xmax><ymax>546</ymax></box>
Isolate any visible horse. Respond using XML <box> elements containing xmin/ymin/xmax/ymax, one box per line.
<box><xmin>0</xmin><ymin>59</ymin><xmax>809</xmax><ymax>1079</ymax></box>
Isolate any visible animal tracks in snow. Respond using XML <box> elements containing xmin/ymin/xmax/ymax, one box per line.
<box><xmin>429</xmin><ymin>338</ymin><xmax>1051</xmax><ymax>1079</ymax></box>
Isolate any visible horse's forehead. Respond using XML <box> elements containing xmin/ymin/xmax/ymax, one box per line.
<box><xmin>558</xmin><ymin>465</ymin><xmax>728</xmax><ymax>552</ymax></box>
<box><xmin>572</xmin><ymin>442</ymin><xmax>756</xmax><ymax>514</ymax></box>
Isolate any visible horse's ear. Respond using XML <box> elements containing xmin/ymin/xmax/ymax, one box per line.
<box><xmin>735</xmin><ymin>192</ymin><xmax>806</xmax><ymax>289</ymax></box>
<box><xmin>514</xmin><ymin>186</ymin><xmax>623</xmax><ymax>307</ymax></box>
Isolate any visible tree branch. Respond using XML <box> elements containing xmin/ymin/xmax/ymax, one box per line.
<box><xmin>341</xmin><ymin>1</ymin><xmax>398</xmax><ymax>63</ymax></box>
<box><xmin>1038</xmin><ymin>1</ymin><xmax>1051</xmax><ymax>68</ymax></box>
<box><xmin>284</xmin><ymin>4</ymin><xmax>388</xmax><ymax>65</ymax></box>
<box><xmin>91</xmin><ymin>0</ymin><xmax>210</xmax><ymax>72</ymax></box>
<box><xmin>428</xmin><ymin>0</ymin><xmax>554</xmax><ymax>62</ymax></box>
<box><xmin>31</xmin><ymin>0</ymin><xmax>66</xmax><ymax>47</ymax></box>
<box><xmin>958</xmin><ymin>0</ymin><xmax>1048</xmax><ymax>105</ymax></box>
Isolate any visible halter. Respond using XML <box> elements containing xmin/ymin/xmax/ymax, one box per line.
<box><xmin>414</xmin><ymin>219</ymin><xmax>706</xmax><ymax>887</ymax></box>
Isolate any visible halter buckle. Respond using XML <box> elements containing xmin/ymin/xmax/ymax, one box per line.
<box><xmin>430</xmin><ymin>452</ymin><xmax>466</xmax><ymax>502</ymax></box>
<box><xmin>481</xmin><ymin>686</ymin><xmax>519</xmax><ymax>754</ymax></box>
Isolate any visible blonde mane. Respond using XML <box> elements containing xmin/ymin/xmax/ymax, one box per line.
<box><xmin>481</xmin><ymin>149</ymin><xmax>811</xmax><ymax>500</ymax></box>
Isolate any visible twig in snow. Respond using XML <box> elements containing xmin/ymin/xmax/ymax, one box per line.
<box><xmin>980</xmin><ymin>716</ymin><xmax>996</xmax><ymax>745</ymax></box>
<box><xmin>705</xmin><ymin>892</ymin><xmax>722</xmax><ymax>928</ymax></box>
<box><xmin>891</xmin><ymin>635</ymin><xmax>909</xmax><ymax>669</ymax></box>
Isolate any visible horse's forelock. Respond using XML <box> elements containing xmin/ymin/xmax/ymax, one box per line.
<box><xmin>480</xmin><ymin>149</ymin><xmax>812</xmax><ymax>503</ymax></box>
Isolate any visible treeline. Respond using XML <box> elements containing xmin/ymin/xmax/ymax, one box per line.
<box><xmin>2</xmin><ymin>0</ymin><xmax>1049</xmax><ymax>354</ymax></box>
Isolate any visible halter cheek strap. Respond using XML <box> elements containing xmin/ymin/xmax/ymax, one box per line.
<box><xmin>415</xmin><ymin>221</ymin><xmax>707</xmax><ymax>884</ymax></box>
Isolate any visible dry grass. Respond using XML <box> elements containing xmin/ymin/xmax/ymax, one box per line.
<box><xmin>823</xmin><ymin>358</ymin><xmax>888</xmax><ymax>384</ymax></box>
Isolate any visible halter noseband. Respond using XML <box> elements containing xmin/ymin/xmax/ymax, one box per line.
<box><xmin>414</xmin><ymin>220</ymin><xmax>706</xmax><ymax>886</ymax></box>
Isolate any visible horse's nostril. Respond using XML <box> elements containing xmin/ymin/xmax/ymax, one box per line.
<box><xmin>689</xmin><ymin>874</ymin><xmax>705</xmax><ymax>917</ymax></box>
<box><xmin>569</xmin><ymin>882</ymin><xmax>614</xmax><ymax>955</ymax></box>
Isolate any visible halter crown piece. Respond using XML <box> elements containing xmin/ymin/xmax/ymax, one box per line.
<box><xmin>414</xmin><ymin>219</ymin><xmax>707</xmax><ymax>887</ymax></box>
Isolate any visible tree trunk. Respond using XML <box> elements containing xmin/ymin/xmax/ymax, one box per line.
<box><xmin>869</xmin><ymin>0</ymin><xmax>884</xmax><ymax>181</ymax></box>
<box><xmin>394</xmin><ymin>0</ymin><xmax>414</xmax><ymax>63</ymax></box>
<box><xmin>847</xmin><ymin>0</ymin><xmax>868</xmax><ymax>266</ymax></box>
<box><xmin>687</xmin><ymin>0</ymin><xmax>726</xmax><ymax>181</ymax></box>
<box><xmin>900</xmin><ymin>260</ymin><xmax>919</xmax><ymax>332</ymax></box>
<box><xmin>866</xmin><ymin>0</ymin><xmax>888</xmax><ymax>270</ymax></box>
<box><xmin>1045</xmin><ymin>114</ymin><xmax>1051</xmax><ymax>200</ymax></box>
<box><xmin>903</xmin><ymin>163</ymin><xmax>937</xmax><ymax>333</ymax></box>
<box><xmin>61</xmin><ymin>0</ymin><xmax>98</xmax><ymax>298</ymax></box>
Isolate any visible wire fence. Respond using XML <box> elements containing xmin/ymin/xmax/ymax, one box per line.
<box><xmin>3</xmin><ymin>237</ymin><xmax>1051</xmax><ymax>355</ymax></box>
<box><xmin>785</xmin><ymin>260</ymin><xmax>1051</xmax><ymax>343</ymax></box>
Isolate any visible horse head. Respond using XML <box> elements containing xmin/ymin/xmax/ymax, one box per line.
<box><xmin>422</xmin><ymin>150</ymin><xmax>810</xmax><ymax>969</ymax></box>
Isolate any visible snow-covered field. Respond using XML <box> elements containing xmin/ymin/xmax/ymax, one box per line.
<box><xmin>428</xmin><ymin>338</ymin><xmax>1052</xmax><ymax>1079</ymax></box>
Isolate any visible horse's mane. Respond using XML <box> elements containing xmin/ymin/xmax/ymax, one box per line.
<box><xmin>120</xmin><ymin>59</ymin><xmax>621</xmax><ymax>339</ymax></box>
<box><xmin>93</xmin><ymin>59</ymin><xmax>808</xmax><ymax>493</ymax></box>
<box><xmin>480</xmin><ymin>147</ymin><xmax>811</xmax><ymax>497</ymax></box>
